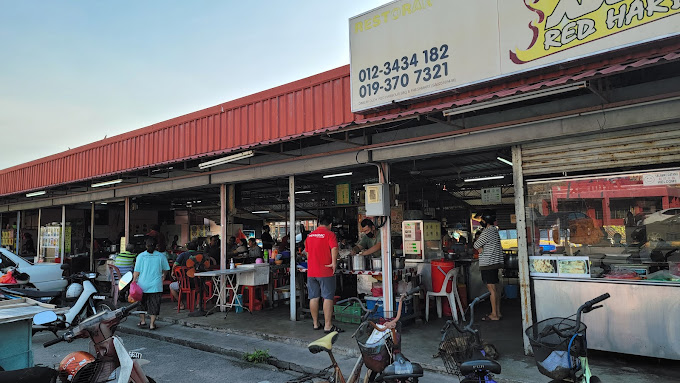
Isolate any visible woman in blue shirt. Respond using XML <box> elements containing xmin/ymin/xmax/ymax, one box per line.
<box><xmin>133</xmin><ymin>237</ymin><xmax>170</xmax><ymax>330</ymax></box>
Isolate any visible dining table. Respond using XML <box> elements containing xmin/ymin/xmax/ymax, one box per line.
<box><xmin>194</xmin><ymin>268</ymin><xmax>255</xmax><ymax>316</ymax></box>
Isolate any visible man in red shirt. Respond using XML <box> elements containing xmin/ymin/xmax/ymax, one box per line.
<box><xmin>305</xmin><ymin>216</ymin><xmax>341</xmax><ymax>333</ymax></box>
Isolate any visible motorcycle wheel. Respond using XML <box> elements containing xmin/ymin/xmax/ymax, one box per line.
<box><xmin>146</xmin><ymin>376</ymin><xmax>156</xmax><ymax>383</ymax></box>
<box><xmin>590</xmin><ymin>377</ymin><xmax>602</xmax><ymax>383</ymax></box>
<box><xmin>96</xmin><ymin>300</ymin><xmax>116</xmax><ymax>313</ymax></box>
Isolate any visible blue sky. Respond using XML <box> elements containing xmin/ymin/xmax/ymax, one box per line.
<box><xmin>0</xmin><ymin>0</ymin><xmax>386</xmax><ymax>170</ymax></box>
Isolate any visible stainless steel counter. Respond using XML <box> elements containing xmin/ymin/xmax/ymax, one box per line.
<box><xmin>533</xmin><ymin>277</ymin><xmax>680</xmax><ymax>360</ymax></box>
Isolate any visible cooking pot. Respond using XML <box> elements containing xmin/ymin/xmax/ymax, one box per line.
<box><xmin>352</xmin><ymin>255</ymin><xmax>366</xmax><ymax>271</ymax></box>
<box><xmin>371</xmin><ymin>257</ymin><xmax>382</xmax><ymax>271</ymax></box>
<box><xmin>392</xmin><ymin>257</ymin><xmax>405</xmax><ymax>270</ymax></box>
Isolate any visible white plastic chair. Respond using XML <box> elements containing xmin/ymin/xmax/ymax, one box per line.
<box><xmin>426</xmin><ymin>267</ymin><xmax>465</xmax><ymax>322</ymax></box>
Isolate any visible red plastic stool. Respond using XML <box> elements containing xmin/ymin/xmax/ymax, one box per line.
<box><xmin>240</xmin><ymin>285</ymin><xmax>267</xmax><ymax>311</ymax></box>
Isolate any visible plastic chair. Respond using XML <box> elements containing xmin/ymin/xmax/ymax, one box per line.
<box><xmin>107</xmin><ymin>264</ymin><xmax>122</xmax><ymax>308</ymax></box>
<box><xmin>174</xmin><ymin>266</ymin><xmax>196</xmax><ymax>313</ymax></box>
<box><xmin>426</xmin><ymin>268</ymin><xmax>465</xmax><ymax>323</ymax></box>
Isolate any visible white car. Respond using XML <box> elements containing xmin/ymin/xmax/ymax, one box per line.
<box><xmin>643</xmin><ymin>208</ymin><xmax>680</xmax><ymax>225</ymax></box>
<box><xmin>0</xmin><ymin>247</ymin><xmax>67</xmax><ymax>291</ymax></box>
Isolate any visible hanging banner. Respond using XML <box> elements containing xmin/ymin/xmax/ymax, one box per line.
<box><xmin>349</xmin><ymin>0</ymin><xmax>680</xmax><ymax>112</ymax></box>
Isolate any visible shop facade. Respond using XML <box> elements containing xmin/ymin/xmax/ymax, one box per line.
<box><xmin>1</xmin><ymin>0</ymin><xmax>679</xmax><ymax>360</ymax></box>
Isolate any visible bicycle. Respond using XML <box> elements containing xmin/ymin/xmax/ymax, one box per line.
<box><xmin>288</xmin><ymin>288</ymin><xmax>423</xmax><ymax>383</ymax></box>
<box><xmin>436</xmin><ymin>292</ymin><xmax>501</xmax><ymax>382</ymax></box>
<box><xmin>526</xmin><ymin>293</ymin><xmax>610</xmax><ymax>383</ymax></box>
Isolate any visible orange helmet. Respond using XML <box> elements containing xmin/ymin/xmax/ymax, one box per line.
<box><xmin>59</xmin><ymin>351</ymin><xmax>95</xmax><ymax>382</ymax></box>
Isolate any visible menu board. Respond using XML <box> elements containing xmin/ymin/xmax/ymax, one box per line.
<box><xmin>529</xmin><ymin>256</ymin><xmax>558</xmax><ymax>277</ymax></box>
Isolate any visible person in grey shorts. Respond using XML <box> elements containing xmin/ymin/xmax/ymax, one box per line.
<box><xmin>305</xmin><ymin>216</ymin><xmax>342</xmax><ymax>333</ymax></box>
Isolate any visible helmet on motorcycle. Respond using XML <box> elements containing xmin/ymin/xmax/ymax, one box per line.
<box><xmin>65</xmin><ymin>283</ymin><xmax>84</xmax><ymax>299</ymax></box>
<box><xmin>59</xmin><ymin>351</ymin><xmax>95</xmax><ymax>382</ymax></box>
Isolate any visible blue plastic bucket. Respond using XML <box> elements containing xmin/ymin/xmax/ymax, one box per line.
<box><xmin>504</xmin><ymin>285</ymin><xmax>519</xmax><ymax>299</ymax></box>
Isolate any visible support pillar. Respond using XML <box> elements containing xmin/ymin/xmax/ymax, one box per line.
<box><xmin>512</xmin><ymin>145</ymin><xmax>534</xmax><ymax>355</ymax></box>
<box><xmin>37</xmin><ymin>208</ymin><xmax>42</xmax><ymax>263</ymax></box>
<box><xmin>90</xmin><ymin>202</ymin><xmax>95</xmax><ymax>271</ymax></box>
<box><xmin>379</xmin><ymin>163</ymin><xmax>394</xmax><ymax>316</ymax></box>
<box><xmin>124</xmin><ymin>197</ymin><xmax>130</xmax><ymax>245</ymax></box>
<box><xmin>220</xmin><ymin>184</ymin><xmax>227</xmax><ymax>312</ymax></box>
<box><xmin>16</xmin><ymin>211</ymin><xmax>21</xmax><ymax>254</ymax></box>
<box><xmin>61</xmin><ymin>206</ymin><xmax>66</xmax><ymax>262</ymax></box>
<box><xmin>289</xmin><ymin>175</ymin><xmax>297</xmax><ymax>321</ymax></box>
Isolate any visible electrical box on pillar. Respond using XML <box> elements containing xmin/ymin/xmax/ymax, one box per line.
<box><xmin>364</xmin><ymin>183</ymin><xmax>390</xmax><ymax>216</ymax></box>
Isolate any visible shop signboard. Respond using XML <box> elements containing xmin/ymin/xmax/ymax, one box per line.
<box><xmin>481</xmin><ymin>187</ymin><xmax>502</xmax><ymax>204</ymax></box>
<box><xmin>349</xmin><ymin>0</ymin><xmax>680</xmax><ymax>112</ymax></box>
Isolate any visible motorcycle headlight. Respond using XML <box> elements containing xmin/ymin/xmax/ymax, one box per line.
<box><xmin>87</xmin><ymin>273</ymin><xmax>97</xmax><ymax>279</ymax></box>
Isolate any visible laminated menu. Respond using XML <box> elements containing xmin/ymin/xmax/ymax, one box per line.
<box><xmin>529</xmin><ymin>256</ymin><xmax>559</xmax><ymax>277</ymax></box>
<box><xmin>556</xmin><ymin>256</ymin><xmax>590</xmax><ymax>278</ymax></box>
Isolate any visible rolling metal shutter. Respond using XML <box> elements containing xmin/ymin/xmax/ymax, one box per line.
<box><xmin>521</xmin><ymin>123</ymin><xmax>680</xmax><ymax>176</ymax></box>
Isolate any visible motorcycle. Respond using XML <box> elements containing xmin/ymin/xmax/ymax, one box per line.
<box><xmin>0</xmin><ymin>301</ymin><xmax>155</xmax><ymax>383</ymax></box>
<box><xmin>1</xmin><ymin>266</ymin><xmax>124</xmax><ymax>335</ymax></box>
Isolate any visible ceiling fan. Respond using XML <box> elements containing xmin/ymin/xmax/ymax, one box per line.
<box><xmin>409</xmin><ymin>160</ymin><xmax>421</xmax><ymax>176</ymax></box>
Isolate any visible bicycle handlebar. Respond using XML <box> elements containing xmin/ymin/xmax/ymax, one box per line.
<box><xmin>583</xmin><ymin>293</ymin><xmax>610</xmax><ymax>310</ymax></box>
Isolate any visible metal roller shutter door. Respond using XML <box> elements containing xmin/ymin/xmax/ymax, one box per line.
<box><xmin>521</xmin><ymin>123</ymin><xmax>680</xmax><ymax>176</ymax></box>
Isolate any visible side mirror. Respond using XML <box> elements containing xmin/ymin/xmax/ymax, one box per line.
<box><xmin>118</xmin><ymin>271</ymin><xmax>133</xmax><ymax>290</ymax></box>
<box><xmin>33</xmin><ymin>311</ymin><xmax>58</xmax><ymax>325</ymax></box>
<box><xmin>60</xmin><ymin>264</ymin><xmax>71</xmax><ymax>271</ymax></box>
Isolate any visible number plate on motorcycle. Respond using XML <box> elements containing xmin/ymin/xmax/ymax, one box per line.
<box><xmin>93</xmin><ymin>295</ymin><xmax>107</xmax><ymax>300</ymax></box>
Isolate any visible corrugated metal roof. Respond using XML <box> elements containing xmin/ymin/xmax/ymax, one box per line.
<box><xmin>2</xmin><ymin>40</ymin><xmax>680</xmax><ymax>197</ymax></box>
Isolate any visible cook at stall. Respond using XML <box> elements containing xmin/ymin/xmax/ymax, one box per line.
<box><xmin>351</xmin><ymin>219</ymin><xmax>381</xmax><ymax>256</ymax></box>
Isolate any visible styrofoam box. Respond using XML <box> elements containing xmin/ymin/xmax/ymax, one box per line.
<box><xmin>238</xmin><ymin>264</ymin><xmax>270</xmax><ymax>285</ymax></box>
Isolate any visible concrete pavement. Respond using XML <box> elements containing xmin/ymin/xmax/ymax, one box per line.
<box><xmin>117</xmin><ymin>300</ymin><xmax>679</xmax><ymax>382</ymax></box>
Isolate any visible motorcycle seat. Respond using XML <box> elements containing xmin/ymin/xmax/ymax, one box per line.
<box><xmin>0</xmin><ymin>287</ymin><xmax>62</xmax><ymax>298</ymax></box>
<box><xmin>460</xmin><ymin>359</ymin><xmax>501</xmax><ymax>374</ymax></box>
<box><xmin>0</xmin><ymin>366</ymin><xmax>58</xmax><ymax>383</ymax></box>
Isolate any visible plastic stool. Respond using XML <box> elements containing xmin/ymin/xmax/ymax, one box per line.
<box><xmin>241</xmin><ymin>285</ymin><xmax>267</xmax><ymax>311</ymax></box>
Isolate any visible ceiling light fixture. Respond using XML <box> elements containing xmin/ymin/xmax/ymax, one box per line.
<box><xmin>464</xmin><ymin>175</ymin><xmax>505</xmax><ymax>182</ymax></box>
<box><xmin>295</xmin><ymin>190</ymin><xmax>312</xmax><ymax>194</ymax></box>
<box><xmin>443</xmin><ymin>82</ymin><xmax>587</xmax><ymax>117</ymax></box>
<box><xmin>496</xmin><ymin>156</ymin><xmax>513</xmax><ymax>166</ymax></box>
<box><xmin>26</xmin><ymin>190</ymin><xmax>46</xmax><ymax>197</ymax></box>
<box><xmin>251</xmin><ymin>210</ymin><xmax>270</xmax><ymax>214</ymax></box>
<box><xmin>91</xmin><ymin>179</ymin><xmax>123</xmax><ymax>188</ymax></box>
<box><xmin>323</xmin><ymin>172</ymin><xmax>353</xmax><ymax>179</ymax></box>
<box><xmin>100</xmin><ymin>202</ymin><xmax>108</xmax><ymax>205</ymax></box>
<box><xmin>198</xmin><ymin>150</ymin><xmax>254</xmax><ymax>169</ymax></box>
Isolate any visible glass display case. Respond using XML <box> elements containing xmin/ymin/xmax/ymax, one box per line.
<box><xmin>526</xmin><ymin>169</ymin><xmax>680</xmax><ymax>282</ymax></box>
<box><xmin>402</xmin><ymin>220</ymin><xmax>442</xmax><ymax>262</ymax></box>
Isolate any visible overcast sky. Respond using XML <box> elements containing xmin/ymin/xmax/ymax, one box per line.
<box><xmin>0</xmin><ymin>0</ymin><xmax>385</xmax><ymax>170</ymax></box>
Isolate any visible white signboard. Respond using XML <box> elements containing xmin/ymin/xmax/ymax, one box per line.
<box><xmin>642</xmin><ymin>171</ymin><xmax>680</xmax><ymax>186</ymax></box>
<box><xmin>349</xmin><ymin>0</ymin><xmax>680</xmax><ymax>112</ymax></box>
<box><xmin>481</xmin><ymin>187</ymin><xmax>502</xmax><ymax>204</ymax></box>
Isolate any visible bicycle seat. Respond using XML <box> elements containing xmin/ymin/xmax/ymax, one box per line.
<box><xmin>378</xmin><ymin>353</ymin><xmax>424</xmax><ymax>380</ymax></box>
<box><xmin>307</xmin><ymin>331</ymin><xmax>339</xmax><ymax>354</ymax></box>
<box><xmin>460</xmin><ymin>359</ymin><xmax>501</xmax><ymax>374</ymax></box>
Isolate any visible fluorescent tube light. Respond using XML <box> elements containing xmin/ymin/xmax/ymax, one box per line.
<box><xmin>323</xmin><ymin>172</ymin><xmax>353</xmax><ymax>179</ymax></box>
<box><xmin>91</xmin><ymin>179</ymin><xmax>123</xmax><ymax>188</ymax></box>
<box><xmin>295</xmin><ymin>190</ymin><xmax>312</xmax><ymax>194</ymax></box>
<box><xmin>251</xmin><ymin>210</ymin><xmax>270</xmax><ymax>214</ymax></box>
<box><xmin>198</xmin><ymin>150</ymin><xmax>254</xmax><ymax>169</ymax></box>
<box><xmin>443</xmin><ymin>82</ymin><xmax>587</xmax><ymax>117</ymax></box>
<box><xmin>496</xmin><ymin>157</ymin><xmax>513</xmax><ymax>166</ymax></box>
<box><xmin>100</xmin><ymin>202</ymin><xmax>108</xmax><ymax>205</ymax></box>
<box><xmin>26</xmin><ymin>190</ymin><xmax>46</xmax><ymax>197</ymax></box>
<box><xmin>464</xmin><ymin>175</ymin><xmax>505</xmax><ymax>182</ymax></box>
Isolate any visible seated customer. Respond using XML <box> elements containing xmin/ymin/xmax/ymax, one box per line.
<box><xmin>169</xmin><ymin>240</ymin><xmax>199</xmax><ymax>308</ymax></box>
<box><xmin>248</xmin><ymin>238</ymin><xmax>262</xmax><ymax>259</ymax></box>
<box><xmin>114</xmin><ymin>244</ymin><xmax>138</xmax><ymax>276</ymax></box>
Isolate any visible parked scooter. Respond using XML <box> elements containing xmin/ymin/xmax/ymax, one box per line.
<box><xmin>1</xmin><ymin>265</ymin><xmax>117</xmax><ymax>335</ymax></box>
<box><xmin>0</xmin><ymin>302</ymin><xmax>155</xmax><ymax>383</ymax></box>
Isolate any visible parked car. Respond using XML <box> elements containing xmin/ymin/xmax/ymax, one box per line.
<box><xmin>643</xmin><ymin>208</ymin><xmax>680</xmax><ymax>225</ymax></box>
<box><xmin>0</xmin><ymin>247</ymin><xmax>67</xmax><ymax>291</ymax></box>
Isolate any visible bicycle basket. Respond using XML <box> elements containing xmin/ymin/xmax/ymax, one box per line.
<box><xmin>355</xmin><ymin>321</ymin><xmax>396</xmax><ymax>373</ymax></box>
<box><xmin>438</xmin><ymin>323</ymin><xmax>475</xmax><ymax>376</ymax></box>
<box><xmin>525</xmin><ymin>317</ymin><xmax>587</xmax><ymax>380</ymax></box>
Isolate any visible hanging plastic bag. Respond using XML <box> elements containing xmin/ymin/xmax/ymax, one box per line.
<box><xmin>128</xmin><ymin>281</ymin><xmax>143</xmax><ymax>303</ymax></box>
<box><xmin>0</xmin><ymin>270</ymin><xmax>17</xmax><ymax>284</ymax></box>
